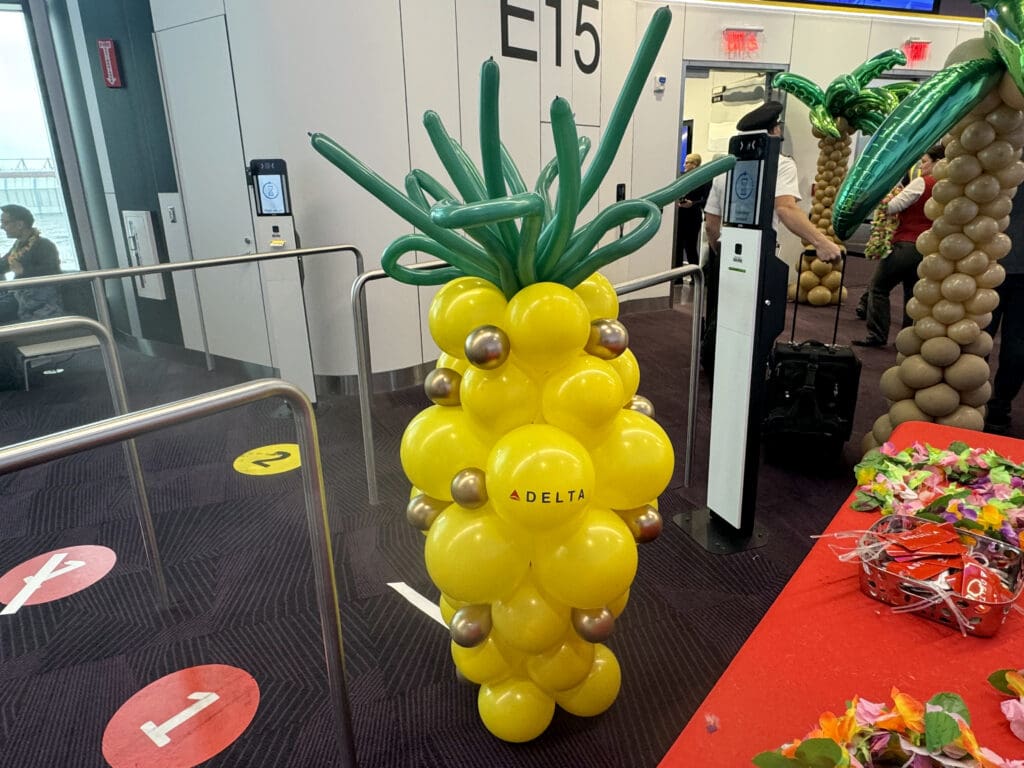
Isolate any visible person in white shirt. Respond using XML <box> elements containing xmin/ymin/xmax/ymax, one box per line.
<box><xmin>699</xmin><ymin>101</ymin><xmax>842</xmax><ymax>373</ymax></box>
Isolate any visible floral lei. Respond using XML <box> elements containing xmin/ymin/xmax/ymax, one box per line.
<box><xmin>4</xmin><ymin>227</ymin><xmax>40</xmax><ymax>272</ymax></box>
<box><xmin>752</xmin><ymin>688</ymin><xmax>1023</xmax><ymax>767</ymax></box>
<box><xmin>852</xmin><ymin>441</ymin><xmax>1024</xmax><ymax>547</ymax></box>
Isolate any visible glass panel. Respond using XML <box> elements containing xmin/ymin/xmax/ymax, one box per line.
<box><xmin>0</xmin><ymin>7</ymin><xmax>80</xmax><ymax>272</ymax></box>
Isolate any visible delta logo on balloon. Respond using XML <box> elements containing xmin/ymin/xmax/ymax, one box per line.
<box><xmin>508</xmin><ymin>488</ymin><xmax>586</xmax><ymax>503</ymax></box>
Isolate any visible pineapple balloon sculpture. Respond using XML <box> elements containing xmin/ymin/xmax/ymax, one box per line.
<box><xmin>773</xmin><ymin>49</ymin><xmax>916</xmax><ymax>305</ymax></box>
<box><xmin>311</xmin><ymin>7</ymin><xmax>728</xmax><ymax>742</ymax></box>
<box><xmin>834</xmin><ymin>9</ymin><xmax>1024</xmax><ymax>450</ymax></box>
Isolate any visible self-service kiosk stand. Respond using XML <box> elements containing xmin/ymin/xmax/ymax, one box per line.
<box><xmin>677</xmin><ymin>132</ymin><xmax>788</xmax><ymax>552</ymax></box>
<box><xmin>248</xmin><ymin>159</ymin><xmax>317</xmax><ymax>405</ymax></box>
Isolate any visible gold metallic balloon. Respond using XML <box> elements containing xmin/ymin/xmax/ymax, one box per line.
<box><xmin>465</xmin><ymin>325</ymin><xmax>510</xmax><ymax>370</ymax></box>
<box><xmin>450</xmin><ymin>603</ymin><xmax>493</xmax><ymax>648</ymax></box>
<box><xmin>626</xmin><ymin>395</ymin><xmax>655</xmax><ymax>418</ymax></box>
<box><xmin>585</xmin><ymin>318</ymin><xmax>629</xmax><ymax>360</ymax></box>
<box><xmin>424</xmin><ymin>367</ymin><xmax>463</xmax><ymax>406</ymax></box>
<box><xmin>572</xmin><ymin>607</ymin><xmax>616</xmax><ymax>643</ymax></box>
<box><xmin>616</xmin><ymin>504</ymin><xmax>663</xmax><ymax>543</ymax></box>
<box><xmin>451</xmin><ymin>467</ymin><xmax>488</xmax><ymax>509</ymax></box>
<box><xmin>406</xmin><ymin>493</ymin><xmax>448</xmax><ymax>531</ymax></box>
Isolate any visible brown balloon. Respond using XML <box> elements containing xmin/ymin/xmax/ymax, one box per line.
<box><xmin>585</xmin><ymin>318</ymin><xmax>629</xmax><ymax>360</ymax></box>
<box><xmin>572</xmin><ymin>607</ymin><xmax>616</xmax><ymax>643</ymax></box>
<box><xmin>872</xmin><ymin>411</ymin><xmax>894</xmax><ymax>443</ymax></box>
<box><xmin>626</xmin><ymin>395</ymin><xmax>655</xmax><ymax>418</ymax></box>
<box><xmin>945</xmin><ymin>155</ymin><xmax>983</xmax><ymax>184</ymax></box>
<box><xmin>985</xmin><ymin>103</ymin><xmax>1024</xmax><ymax>134</ymax></box>
<box><xmin>407</xmin><ymin>493</ymin><xmax>448</xmax><ymax>531</ymax></box>
<box><xmin>963</xmin><ymin>215</ymin><xmax>1000</xmax><ymax>243</ymax></box>
<box><xmin>959</xmin><ymin>120</ymin><xmax>996</xmax><ymax>152</ymax></box>
<box><xmin>939</xmin><ymin>272</ymin><xmax>977</xmax><ymax>302</ymax></box>
<box><xmin>425</xmin><ymin>367</ymin><xmax>463</xmax><ymax>407</ymax></box>
<box><xmin>954</xmin><ymin>250</ymin><xmax>990</xmax><ymax>276</ymax></box>
<box><xmin>964</xmin><ymin>287</ymin><xmax>1000</xmax><ymax>315</ymax></box>
<box><xmin>913</xmin><ymin>316</ymin><xmax>948</xmax><ymax>340</ymax></box>
<box><xmin>912</xmin><ymin>279</ymin><xmax>942</xmax><ymax>306</ymax></box>
<box><xmin>946</xmin><ymin>317</ymin><xmax>981</xmax><ymax>345</ymax></box>
<box><xmin>450</xmin><ymin>467</ymin><xmax>488</xmax><ymax>509</ymax></box>
<box><xmin>894</xmin><ymin>326</ymin><xmax>923</xmax><ymax>356</ymax></box>
<box><xmin>930</xmin><ymin>299</ymin><xmax>966</xmax><ymax>325</ymax></box>
<box><xmin>450</xmin><ymin>604</ymin><xmax>492</xmax><ymax>648</ymax></box>
<box><xmin>465</xmin><ymin>325</ymin><xmax>510</xmax><ymax>369</ymax></box>
<box><xmin>918</xmin><ymin>253</ymin><xmax>954</xmax><ymax>281</ymax></box>
<box><xmin>976</xmin><ymin>262</ymin><xmax>1006</xmax><ymax>289</ymax></box>
<box><xmin>977</xmin><ymin>139</ymin><xmax>1017</xmax><ymax>171</ymax></box>
<box><xmin>939</xmin><ymin>196</ymin><xmax>978</xmax><ymax>225</ymax></box>
<box><xmin>964</xmin><ymin>174</ymin><xmax>1001</xmax><ymax>204</ymax></box>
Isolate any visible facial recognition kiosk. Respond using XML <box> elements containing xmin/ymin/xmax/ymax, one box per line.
<box><xmin>247</xmin><ymin>158</ymin><xmax>317</xmax><ymax>403</ymax></box>
<box><xmin>689</xmin><ymin>133</ymin><xmax>788</xmax><ymax>550</ymax></box>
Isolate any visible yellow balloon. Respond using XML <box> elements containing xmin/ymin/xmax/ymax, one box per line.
<box><xmin>428</xmin><ymin>277</ymin><xmax>507</xmax><ymax>358</ymax></box>
<box><xmin>424</xmin><ymin>505</ymin><xmax>529</xmax><ymax>603</ymax></box>
<box><xmin>437</xmin><ymin>352</ymin><xmax>469</xmax><ymax>375</ymax></box>
<box><xmin>460</xmin><ymin>360</ymin><xmax>541</xmax><ymax>439</ymax></box>
<box><xmin>399</xmin><ymin>406</ymin><xmax>489</xmax><ymax>501</ymax></box>
<box><xmin>573</xmin><ymin>272</ymin><xmax>619</xmax><ymax>320</ymax></box>
<box><xmin>607</xmin><ymin>589</ymin><xmax>629</xmax><ymax>618</ymax></box>
<box><xmin>491</xmin><ymin>579</ymin><xmax>570</xmax><ymax>653</ymax></box>
<box><xmin>488</xmin><ymin>424</ymin><xmax>595</xmax><ymax>531</ymax></box>
<box><xmin>525</xmin><ymin>632</ymin><xmax>595</xmax><ymax>692</ymax></box>
<box><xmin>505</xmin><ymin>282</ymin><xmax>590</xmax><ymax>376</ymax></box>
<box><xmin>439</xmin><ymin>594</ymin><xmax>466</xmax><ymax>625</ymax></box>
<box><xmin>555</xmin><ymin>643</ymin><xmax>621</xmax><ymax>717</ymax></box>
<box><xmin>589</xmin><ymin>410</ymin><xmax>674</xmax><ymax>510</ymax></box>
<box><xmin>606</xmin><ymin>348</ymin><xmax>640</xmax><ymax>405</ymax></box>
<box><xmin>534</xmin><ymin>507</ymin><xmax>638</xmax><ymax>608</ymax></box>
<box><xmin>541</xmin><ymin>355</ymin><xmax>624</xmax><ymax>446</ymax></box>
<box><xmin>478</xmin><ymin>678</ymin><xmax>555</xmax><ymax>743</ymax></box>
<box><xmin>451</xmin><ymin>637</ymin><xmax>517</xmax><ymax>685</ymax></box>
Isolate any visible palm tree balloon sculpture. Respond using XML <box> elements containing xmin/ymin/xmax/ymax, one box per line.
<box><xmin>311</xmin><ymin>7</ymin><xmax>728</xmax><ymax>742</ymax></box>
<box><xmin>773</xmin><ymin>49</ymin><xmax>914</xmax><ymax>305</ymax></box>
<box><xmin>833</xmin><ymin>7</ymin><xmax>1024</xmax><ymax>452</ymax></box>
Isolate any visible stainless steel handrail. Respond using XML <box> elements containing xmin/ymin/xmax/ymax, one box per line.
<box><xmin>0</xmin><ymin>378</ymin><xmax>357</xmax><ymax>767</ymax></box>
<box><xmin>0</xmin><ymin>244</ymin><xmax>364</xmax><ymax>373</ymax></box>
<box><xmin>610</xmin><ymin>264</ymin><xmax>704</xmax><ymax>487</ymax></box>
<box><xmin>352</xmin><ymin>262</ymin><xmax>704</xmax><ymax>505</ymax></box>
<box><xmin>0</xmin><ymin>315</ymin><xmax>168</xmax><ymax>607</ymax></box>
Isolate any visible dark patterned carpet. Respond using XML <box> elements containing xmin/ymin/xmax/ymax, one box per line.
<box><xmin>0</xmin><ymin>254</ymin><xmax>1020</xmax><ymax>767</ymax></box>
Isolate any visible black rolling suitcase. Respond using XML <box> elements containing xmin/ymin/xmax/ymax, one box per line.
<box><xmin>762</xmin><ymin>254</ymin><xmax>861</xmax><ymax>461</ymax></box>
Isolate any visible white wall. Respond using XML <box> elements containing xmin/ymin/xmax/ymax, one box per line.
<box><xmin>150</xmin><ymin>0</ymin><xmax>983</xmax><ymax>376</ymax></box>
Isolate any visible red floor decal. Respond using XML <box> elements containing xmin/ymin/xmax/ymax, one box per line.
<box><xmin>0</xmin><ymin>545</ymin><xmax>116</xmax><ymax>615</ymax></box>
<box><xmin>102</xmin><ymin>664</ymin><xmax>260</xmax><ymax>768</ymax></box>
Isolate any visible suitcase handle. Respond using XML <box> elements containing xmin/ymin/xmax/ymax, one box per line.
<box><xmin>789</xmin><ymin>248</ymin><xmax>849</xmax><ymax>348</ymax></box>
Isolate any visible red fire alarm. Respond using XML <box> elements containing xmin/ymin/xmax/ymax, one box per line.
<box><xmin>902</xmin><ymin>39</ymin><xmax>931</xmax><ymax>67</ymax></box>
<box><xmin>722</xmin><ymin>28</ymin><xmax>762</xmax><ymax>58</ymax></box>
<box><xmin>97</xmin><ymin>39</ymin><xmax>123</xmax><ymax>88</ymax></box>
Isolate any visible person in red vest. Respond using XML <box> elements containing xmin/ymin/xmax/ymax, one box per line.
<box><xmin>853</xmin><ymin>144</ymin><xmax>944</xmax><ymax>348</ymax></box>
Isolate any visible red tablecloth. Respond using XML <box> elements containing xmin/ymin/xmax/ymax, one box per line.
<box><xmin>660</xmin><ymin>421</ymin><xmax>1024</xmax><ymax>766</ymax></box>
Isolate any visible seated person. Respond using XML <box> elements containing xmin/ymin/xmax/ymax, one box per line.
<box><xmin>0</xmin><ymin>204</ymin><xmax>64</xmax><ymax>323</ymax></box>
<box><xmin>0</xmin><ymin>204</ymin><xmax>64</xmax><ymax>390</ymax></box>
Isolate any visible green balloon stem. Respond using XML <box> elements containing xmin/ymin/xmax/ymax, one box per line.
<box><xmin>535</xmin><ymin>97</ymin><xmax>582</xmax><ymax>278</ymax></box>
<box><xmin>555</xmin><ymin>200</ymin><xmax>663</xmax><ymax>287</ymax></box>
<box><xmin>500</xmin><ymin>142</ymin><xmax>527</xmax><ymax>195</ymax></box>
<box><xmin>578</xmin><ymin>6</ymin><xmax>671</xmax><ymax>211</ymax></box>
<box><xmin>382</xmin><ymin>234</ymin><xmax>492</xmax><ymax>286</ymax></box>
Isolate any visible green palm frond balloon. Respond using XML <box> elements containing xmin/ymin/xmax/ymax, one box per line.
<box><xmin>311</xmin><ymin>6</ymin><xmax>731</xmax><ymax>298</ymax></box>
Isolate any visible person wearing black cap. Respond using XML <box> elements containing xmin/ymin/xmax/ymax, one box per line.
<box><xmin>699</xmin><ymin>100</ymin><xmax>842</xmax><ymax>373</ymax></box>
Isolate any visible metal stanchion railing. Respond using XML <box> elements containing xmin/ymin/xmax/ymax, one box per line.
<box><xmin>611</xmin><ymin>264</ymin><xmax>704</xmax><ymax>487</ymax></box>
<box><xmin>0</xmin><ymin>378</ymin><xmax>357</xmax><ymax>768</ymax></box>
<box><xmin>0</xmin><ymin>244</ymin><xmax>365</xmax><ymax>378</ymax></box>
<box><xmin>0</xmin><ymin>315</ymin><xmax>168</xmax><ymax>606</ymax></box>
<box><xmin>351</xmin><ymin>261</ymin><xmax>446</xmax><ymax>506</ymax></box>
<box><xmin>352</xmin><ymin>262</ymin><xmax>704</xmax><ymax>504</ymax></box>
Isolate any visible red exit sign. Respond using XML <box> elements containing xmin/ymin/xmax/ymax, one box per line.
<box><xmin>722</xmin><ymin>28</ymin><xmax>762</xmax><ymax>58</ymax></box>
<box><xmin>97</xmin><ymin>38</ymin><xmax>123</xmax><ymax>88</ymax></box>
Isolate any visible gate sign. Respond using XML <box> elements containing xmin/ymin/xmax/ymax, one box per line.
<box><xmin>103</xmin><ymin>664</ymin><xmax>260</xmax><ymax>768</ymax></box>
<box><xmin>97</xmin><ymin>39</ymin><xmax>123</xmax><ymax>88</ymax></box>
<box><xmin>0</xmin><ymin>545</ymin><xmax>116</xmax><ymax>615</ymax></box>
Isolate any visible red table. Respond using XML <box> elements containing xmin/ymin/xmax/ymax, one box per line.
<box><xmin>660</xmin><ymin>422</ymin><xmax>1024</xmax><ymax>765</ymax></box>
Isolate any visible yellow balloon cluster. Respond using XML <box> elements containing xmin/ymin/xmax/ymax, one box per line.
<box><xmin>402</xmin><ymin>272</ymin><xmax>673</xmax><ymax>741</ymax></box>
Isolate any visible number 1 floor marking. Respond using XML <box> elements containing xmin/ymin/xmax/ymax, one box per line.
<box><xmin>140</xmin><ymin>692</ymin><xmax>221</xmax><ymax>747</ymax></box>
